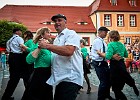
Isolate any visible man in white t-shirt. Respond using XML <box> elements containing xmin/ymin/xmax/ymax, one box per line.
<box><xmin>39</xmin><ymin>14</ymin><xmax>83</xmax><ymax>100</ymax></box>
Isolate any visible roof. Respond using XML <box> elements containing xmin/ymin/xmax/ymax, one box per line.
<box><xmin>0</xmin><ymin>5</ymin><xmax>96</xmax><ymax>33</ymax></box>
<box><xmin>90</xmin><ymin>0</ymin><xmax>140</xmax><ymax>15</ymax></box>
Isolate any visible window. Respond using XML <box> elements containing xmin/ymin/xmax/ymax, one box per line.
<box><xmin>130</xmin><ymin>15</ymin><xmax>136</xmax><ymax>27</ymax></box>
<box><xmin>82</xmin><ymin>37</ymin><xmax>90</xmax><ymax>46</ymax></box>
<box><xmin>125</xmin><ymin>37</ymin><xmax>131</xmax><ymax>44</ymax></box>
<box><xmin>129</xmin><ymin>0</ymin><xmax>136</xmax><ymax>6</ymax></box>
<box><xmin>77</xmin><ymin>22</ymin><xmax>88</xmax><ymax>25</ymax></box>
<box><xmin>110</xmin><ymin>0</ymin><xmax>117</xmax><ymax>6</ymax></box>
<box><xmin>41</xmin><ymin>21</ymin><xmax>54</xmax><ymax>25</ymax></box>
<box><xmin>104</xmin><ymin>14</ymin><xmax>111</xmax><ymax>26</ymax></box>
<box><xmin>117</xmin><ymin>14</ymin><xmax>124</xmax><ymax>27</ymax></box>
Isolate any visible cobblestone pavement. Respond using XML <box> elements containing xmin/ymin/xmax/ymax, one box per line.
<box><xmin>88</xmin><ymin>67</ymin><xmax>140</xmax><ymax>100</ymax></box>
<box><xmin>0</xmin><ymin>67</ymin><xmax>140</xmax><ymax>100</ymax></box>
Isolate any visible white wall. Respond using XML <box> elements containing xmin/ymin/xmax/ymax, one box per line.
<box><xmin>78</xmin><ymin>33</ymin><xmax>96</xmax><ymax>52</ymax></box>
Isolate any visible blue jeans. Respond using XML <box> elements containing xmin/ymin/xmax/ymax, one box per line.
<box><xmin>92</xmin><ymin>60</ymin><xmax>111</xmax><ymax>100</ymax></box>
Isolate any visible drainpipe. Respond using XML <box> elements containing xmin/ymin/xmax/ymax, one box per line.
<box><xmin>95</xmin><ymin>12</ymin><xmax>97</xmax><ymax>36</ymax></box>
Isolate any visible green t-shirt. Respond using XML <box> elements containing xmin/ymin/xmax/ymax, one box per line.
<box><xmin>26</xmin><ymin>45</ymin><xmax>51</xmax><ymax>68</ymax></box>
<box><xmin>24</xmin><ymin>39</ymin><xmax>38</xmax><ymax>52</ymax></box>
<box><xmin>105</xmin><ymin>41</ymin><xmax>128</xmax><ymax>60</ymax></box>
<box><xmin>81</xmin><ymin>47</ymin><xmax>88</xmax><ymax>59</ymax></box>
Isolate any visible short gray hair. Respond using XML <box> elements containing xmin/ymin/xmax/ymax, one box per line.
<box><xmin>80</xmin><ymin>39</ymin><xmax>86</xmax><ymax>46</ymax></box>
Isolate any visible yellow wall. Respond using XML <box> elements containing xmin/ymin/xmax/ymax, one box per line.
<box><xmin>98</xmin><ymin>12</ymin><xmax>140</xmax><ymax>32</ymax></box>
<box><xmin>90</xmin><ymin>12</ymin><xmax>140</xmax><ymax>44</ymax></box>
<box><xmin>105</xmin><ymin>34</ymin><xmax>140</xmax><ymax>43</ymax></box>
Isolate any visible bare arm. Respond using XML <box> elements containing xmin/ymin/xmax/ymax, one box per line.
<box><xmin>97</xmin><ymin>50</ymin><xmax>121</xmax><ymax>61</ymax></box>
<box><xmin>31</xmin><ymin>48</ymin><xmax>41</xmax><ymax>58</ymax></box>
<box><xmin>38</xmin><ymin>39</ymin><xmax>75</xmax><ymax>56</ymax></box>
<box><xmin>96</xmin><ymin>50</ymin><xmax>106</xmax><ymax>57</ymax></box>
<box><xmin>20</xmin><ymin>44</ymin><xmax>28</xmax><ymax>51</ymax></box>
<box><xmin>112</xmin><ymin>54</ymin><xmax>122</xmax><ymax>61</ymax></box>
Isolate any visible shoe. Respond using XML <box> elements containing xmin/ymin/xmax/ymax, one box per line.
<box><xmin>107</xmin><ymin>96</ymin><xmax>115</xmax><ymax>100</ymax></box>
<box><xmin>87</xmin><ymin>87</ymin><xmax>91</xmax><ymax>94</ymax></box>
<box><xmin>133</xmin><ymin>85</ymin><xmax>139</xmax><ymax>96</ymax></box>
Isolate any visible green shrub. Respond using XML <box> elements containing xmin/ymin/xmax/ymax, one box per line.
<box><xmin>0</xmin><ymin>20</ymin><xmax>27</xmax><ymax>48</ymax></box>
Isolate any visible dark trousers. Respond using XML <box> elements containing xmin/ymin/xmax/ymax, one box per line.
<box><xmin>92</xmin><ymin>60</ymin><xmax>111</xmax><ymax>100</ymax></box>
<box><xmin>110</xmin><ymin>59</ymin><xmax>136</xmax><ymax>100</ymax></box>
<box><xmin>54</xmin><ymin>81</ymin><xmax>81</xmax><ymax>100</ymax></box>
<box><xmin>2</xmin><ymin>53</ymin><xmax>30</xmax><ymax>100</ymax></box>
<box><xmin>22</xmin><ymin>52</ymin><xmax>34</xmax><ymax>76</ymax></box>
<box><xmin>21</xmin><ymin>67</ymin><xmax>53</xmax><ymax>100</ymax></box>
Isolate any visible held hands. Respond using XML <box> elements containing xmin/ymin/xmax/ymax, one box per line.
<box><xmin>38</xmin><ymin>38</ymin><xmax>50</xmax><ymax>49</ymax></box>
<box><xmin>97</xmin><ymin>49</ymin><xmax>122</xmax><ymax>61</ymax></box>
<box><xmin>20</xmin><ymin>44</ymin><xmax>28</xmax><ymax>52</ymax></box>
<box><xmin>96</xmin><ymin>49</ymin><xmax>105</xmax><ymax>57</ymax></box>
<box><xmin>96</xmin><ymin>50</ymin><xmax>101</xmax><ymax>55</ymax></box>
<box><xmin>112</xmin><ymin>54</ymin><xmax>121</xmax><ymax>61</ymax></box>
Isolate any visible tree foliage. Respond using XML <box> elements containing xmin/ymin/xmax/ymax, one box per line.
<box><xmin>0</xmin><ymin>20</ymin><xmax>27</xmax><ymax>48</ymax></box>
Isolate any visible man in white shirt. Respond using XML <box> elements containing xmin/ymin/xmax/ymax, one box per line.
<box><xmin>2</xmin><ymin>28</ymin><xmax>29</xmax><ymax>100</ymax></box>
<box><xmin>91</xmin><ymin>27</ymin><xmax>115</xmax><ymax>100</ymax></box>
<box><xmin>39</xmin><ymin>14</ymin><xmax>83</xmax><ymax>100</ymax></box>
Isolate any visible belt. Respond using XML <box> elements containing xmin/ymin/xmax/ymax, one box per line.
<box><xmin>92</xmin><ymin>60</ymin><xmax>106</xmax><ymax>62</ymax></box>
<box><xmin>10</xmin><ymin>52</ymin><xmax>22</xmax><ymax>54</ymax></box>
<box><xmin>110</xmin><ymin>58</ymin><xmax>124</xmax><ymax>61</ymax></box>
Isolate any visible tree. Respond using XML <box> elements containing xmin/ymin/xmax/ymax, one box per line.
<box><xmin>0</xmin><ymin>20</ymin><xmax>27</xmax><ymax>48</ymax></box>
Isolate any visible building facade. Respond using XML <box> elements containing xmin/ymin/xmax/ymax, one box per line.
<box><xmin>90</xmin><ymin>0</ymin><xmax>140</xmax><ymax>44</ymax></box>
<box><xmin>0</xmin><ymin>0</ymin><xmax>140</xmax><ymax>49</ymax></box>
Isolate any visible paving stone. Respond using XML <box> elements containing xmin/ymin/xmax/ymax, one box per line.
<box><xmin>0</xmin><ymin>68</ymin><xmax>140</xmax><ymax>100</ymax></box>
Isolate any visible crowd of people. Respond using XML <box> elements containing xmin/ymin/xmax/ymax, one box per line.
<box><xmin>125</xmin><ymin>40</ymin><xmax>140</xmax><ymax>73</ymax></box>
<box><xmin>0</xmin><ymin>14</ymin><xmax>139</xmax><ymax>100</ymax></box>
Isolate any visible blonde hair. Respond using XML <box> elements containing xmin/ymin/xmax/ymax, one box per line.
<box><xmin>33</xmin><ymin>27</ymin><xmax>51</xmax><ymax>43</ymax></box>
<box><xmin>109</xmin><ymin>30</ymin><xmax>120</xmax><ymax>41</ymax></box>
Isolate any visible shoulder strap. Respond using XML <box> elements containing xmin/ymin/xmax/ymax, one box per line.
<box><xmin>8</xmin><ymin>36</ymin><xmax>18</xmax><ymax>52</ymax></box>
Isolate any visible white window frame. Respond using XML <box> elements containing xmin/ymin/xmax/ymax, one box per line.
<box><xmin>117</xmin><ymin>14</ymin><xmax>124</xmax><ymax>27</ymax></box>
<box><xmin>129</xmin><ymin>0</ymin><xmax>136</xmax><ymax>6</ymax></box>
<box><xmin>104</xmin><ymin>14</ymin><xmax>111</xmax><ymax>26</ymax></box>
<box><xmin>125</xmin><ymin>37</ymin><xmax>131</xmax><ymax>44</ymax></box>
<box><xmin>130</xmin><ymin>15</ymin><xmax>136</xmax><ymax>27</ymax></box>
<box><xmin>110</xmin><ymin>0</ymin><xmax>117</xmax><ymax>6</ymax></box>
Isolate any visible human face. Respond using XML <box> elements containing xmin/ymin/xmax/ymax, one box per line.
<box><xmin>16</xmin><ymin>30</ymin><xmax>22</xmax><ymax>36</ymax></box>
<box><xmin>41</xmin><ymin>31</ymin><xmax>51</xmax><ymax>40</ymax></box>
<box><xmin>23</xmin><ymin>34</ymin><xmax>27</xmax><ymax>38</ymax></box>
<box><xmin>80</xmin><ymin>42</ymin><xmax>83</xmax><ymax>47</ymax></box>
<box><xmin>99</xmin><ymin>31</ymin><xmax>108</xmax><ymax>38</ymax></box>
<box><xmin>53</xmin><ymin>18</ymin><xmax>66</xmax><ymax>33</ymax></box>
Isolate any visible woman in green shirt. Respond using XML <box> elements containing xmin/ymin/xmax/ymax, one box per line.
<box><xmin>97</xmin><ymin>30</ymin><xmax>139</xmax><ymax>100</ymax></box>
<box><xmin>80</xmin><ymin>39</ymin><xmax>91</xmax><ymax>94</ymax></box>
<box><xmin>21</xmin><ymin>27</ymin><xmax>53</xmax><ymax>100</ymax></box>
<box><xmin>22</xmin><ymin>31</ymin><xmax>38</xmax><ymax>81</ymax></box>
